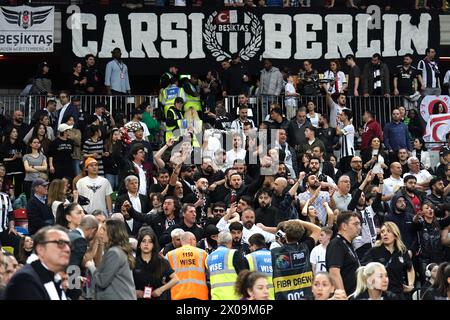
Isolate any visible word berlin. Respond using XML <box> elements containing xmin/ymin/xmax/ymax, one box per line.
<box><xmin>63</xmin><ymin>6</ymin><xmax>439</xmax><ymax>74</ymax></box>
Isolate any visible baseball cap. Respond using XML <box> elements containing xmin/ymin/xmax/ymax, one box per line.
<box><xmin>57</xmin><ymin>123</ymin><xmax>73</xmax><ymax>132</ymax></box>
<box><xmin>31</xmin><ymin>178</ymin><xmax>49</xmax><ymax>189</ymax></box>
<box><xmin>85</xmin><ymin>157</ymin><xmax>98</xmax><ymax>168</ymax></box>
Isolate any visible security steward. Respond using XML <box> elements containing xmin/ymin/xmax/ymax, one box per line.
<box><xmin>181</xmin><ymin>75</ymin><xmax>202</xmax><ymax>113</ymax></box>
<box><xmin>161</xmin><ymin>77</ymin><xmax>185</xmax><ymax>118</ymax></box>
<box><xmin>165</xmin><ymin>97</ymin><xmax>184</xmax><ymax>142</ymax></box>
<box><xmin>166</xmin><ymin>231</ymin><xmax>208</xmax><ymax>300</ymax></box>
<box><xmin>206</xmin><ymin>231</ymin><xmax>246</xmax><ymax>300</ymax></box>
<box><xmin>246</xmin><ymin>233</ymin><xmax>275</xmax><ymax>300</ymax></box>
<box><xmin>271</xmin><ymin>219</ymin><xmax>321</xmax><ymax>300</ymax></box>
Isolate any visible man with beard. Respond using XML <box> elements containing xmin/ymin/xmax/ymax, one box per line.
<box><xmin>386</xmin><ymin>194</ymin><xmax>418</xmax><ymax>255</ymax></box>
<box><xmin>271</xmin><ymin>177</ymin><xmax>298</xmax><ymax>220</ymax></box>
<box><xmin>6</xmin><ymin>110</ymin><xmax>29</xmax><ymax>142</ymax></box>
<box><xmin>326</xmin><ymin>92</ymin><xmax>349</xmax><ymax>131</ymax></box>
<box><xmin>217</xmin><ymin>208</ymin><xmax>275</xmax><ymax>244</ymax></box>
<box><xmin>205</xmin><ymin>202</ymin><xmax>227</xmax><ymax>227</ymax></box>
<box><xmin>197</xmin><ymin>224</ymin><xmax>219</xmax><ymax>254</ymax></box>
<box><xmin>425</xmin><ymin>177</ymin><xmax>450</xmax><ymax>218</ymax></box>
<box><xmin>124</xmin><ymin>196</ymin><xmax>181</xmax><ymax>246</ymax></box>
<box><xmin>229</xmin><ymin>222</ymin><xmax>250</xmax><ymax>256</ymax></box>
<box><xmin>182</xmin><ymin>178</ymin><xmax>210</xmax><ymax>224</ymax></box>
<box><xmin>298</xmin><ymin>173</ymin><xmax>332</xmax><ymax>226</ymax></box>
<box><xmin>311</xmin><ymin>146</ymin><xmax>335</xmax><ymax>180</ymax></box>
<box><xmin>162</xmin><ymin>203</ymin><xmax>204</xmax><ymax>246</ymax></box>
<box><xmin>272</xmin><ymin>128</ymin><xmax>298</xmax><ymax>179</ymax></box>
<box><xmin>392</xmin><ymin>175</ymin><xmax>426</xmax><ymax>216</ymax></box>
<box><xmin>344</xmin><ymin>156</ymin><xmax>366</xmax><ymax>193</ymax></box>
<box><xmin>317</xmin><ymin>115</ymin><xmax>338</xmax><ymax>156</ymax></box>
<box><xmin>255</xmin><ymin>189</ymin><xmax>281</xmax><ymax>228</ymax></box>
<box><xmin>232</xmin><ymin>159</ymin><xmax>253</xmax><ymax>185</ymax></box>
<box><xmin>397</xmin><ymin>148</ymin><xmax>410</xmax><ymax>175</ymax></box>
<box><xmin>209</xmin><ymin>168</ymin><xmax>236</xmax><ymax>204</ymax></box>
<box><xmin>196</xmin><ymin>157</ymin><xmax>223</xmax><ymax>185</ymax></box>
<box><xmin>178</xmin><ymin>164</ymin><xmax>195</xmax><ymax>197</ymax></box>
<box><xmin>222</xmin><ymin>169</ymin><xmax>263</xmax><ymax>207</ymax></box>
<box><xmin>304</xmin><ymin>156</ymin><xmax>336</xmax><ymax>191</ymax></box>
<box><xmin>149</xmin><ymin>169</ymin><xmax>170</xmax><ymax>194</ymax></box>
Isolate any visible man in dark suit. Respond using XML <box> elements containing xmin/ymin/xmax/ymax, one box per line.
<box><xmin>121</xmin><ymin>196</ymin><xmax>181</xmax><ymax>246</ymax></box>
<box><xmin>4</xmin><ymin>226</ymin><xmax>70</xmax><ymax>300</ymax></box>
<box><xmin>26</xmin><ymin>179</ymin><xmax>54</xmax><ymax>235</ymax></box>
<box><xmin>56</xmin><ymin>90</ymin><xmax>79</xmax><ymax>128</ymax></box>
<box><xmin>67</xmin><ymin>215</ymin><xmax>99</xmax><ymax>300</ymax></box>
<box><xmin>114</xmin><ymin>175</ymin><xmax>150</xmax><ymax>238</ymax></box>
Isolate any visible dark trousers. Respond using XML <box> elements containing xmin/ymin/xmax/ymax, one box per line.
<box><xmin>5</xmin><ymin>173</ymin><xmax>24</xmax><ymax>198</ymax></box>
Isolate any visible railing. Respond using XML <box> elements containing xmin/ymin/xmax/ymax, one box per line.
<box><xmin>0</xmin><ymin>95</ymin><xmax>158</xmax><ymax>124</ymax></box>
<box><xmin>0</xmin><ymin>93</ymin><xmax>410</xmax><ymax>128</ymax></box>
<box><xmin>223</xmin><ymin>94</ymin><xmax>407</xmax><ymax>127</ymax></box>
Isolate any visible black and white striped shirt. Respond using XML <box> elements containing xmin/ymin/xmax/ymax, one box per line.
<box><xmin>0</xmin><ymin>192</ymin><xmax>13</xmax><ymax>233</ymax></box>
<box><xmin>418</xmin><ymin>59</ymin><xmax>440</xmax><ymax>89</ymax></box>
<box><xmin>82</xmin><ymin>138</ymin><xmax>105</xmax><ymax>176</ymax></box>
<box><xmin>340</xmin><ymin>124</ymin><xmax>355</xmax><ymax>158</ymax></box>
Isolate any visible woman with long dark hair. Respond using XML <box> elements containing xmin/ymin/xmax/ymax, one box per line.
<box><xmin>422</xmin><ymin>262</ymin><xmax>450</xmax><ymax>300</ymax></box>
<box><xmin>86</xmin><ymin>219</ymin><xmax>137</xmax><ymax>300</ymax></box>
<box><xmin>16</xmin><ymin>235</ymin><xmax>34</xmax><ymax>264</ymax></box>
<box><xmin>23</xmin><ymin>114</ymin><xmax>55</xmax><ymax>144</ymax></box>
<box><xmin>0</xmin><ymin>127</ymin><xmax>25</xmax><ymax>197</ymax></box>
<box><xmin>69</xmin><ymin>61</ymin><xmax>87</xmax><ymax>95</ymax></box>
<box><xmin>133</xmin><ymin>228</ymin><xmax>178</xmax><ymax>300</ymax></box>
<box><xmin>361</xmin><ymin>136</ymin><xmax>388</xmax><ymax>175</ymax></box>
<box><xmin>412</xmin><ymin>137</ymin><xmax>431</xmax><ymax>170</ymax></box>
<box><xmin>235</xmin><ymin>270</ymin><xmax>270</xmax><ymax>300</ymax></box>
<box><xmin>103</xmin><ymin>128</ymin><xmax>125</xmax><ymax>191</ymax></box>
<box><xmin>407</xmin><ymin>109</ymin><xmax>424</xmax><ymax>139</ymax></box>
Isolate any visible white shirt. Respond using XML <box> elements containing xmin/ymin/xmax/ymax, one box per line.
<box><xmin>57</xmin><ymin>103</ymin><xmax>70</xmax><ymax>127</ymax></box>
<box><xmin>216</xmin><ymin>218</ymin><xmax>275</xmax><ymax>244</ymax></box>
<box><xmin>371</xmin><ymin>150</ymin><xmax>385</xmax><ymax>175</ymax></box>
<box><xmin>307</xmin><ymin>112</ymin><xmax>321</xmax><ymax>128</ymax></box>
<box><xmin>329</xmin><ymin>101</ymin><xmax>349</xmax><ymax>128</ymax></box>
<box><xmin>226</xmin><ymin>148</ymin><xmax>246</xmax><ymax>167</ymax></box>
<box><xmin>310</xmin><ymin>244</ymin><xmax>327</xmax><ymax>274</ymax></box>
<box><xmin>133</xmin><ymin>162</ymin><xmax>147</xmax><ymax>196</ymax></box>
<box><xmin>284</xmin><ymin>83</ymin><xmax>297</xmax><ymax>107</ymax></box>
<box><xmin>383</xmin><ymin>176</ymin><xmax>404</xmax><ymax>200</ymax></box>
<box><xmin>404</xmin><ymin>170</ymin><xmax>433</xmax><ymax>193</ymax></box>
<box><xmin>76</xmin><ymin>176</ymin><xmax>113</xmax><ymax>215</ymax></box>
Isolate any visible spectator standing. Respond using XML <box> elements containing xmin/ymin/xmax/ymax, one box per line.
<box><xmin>362</xmin><ymin>53</ymin><xmax>391</xmax><ymax>97</ymax></box>
<box><xmin>361</xmin><ymin>110</ymin><xmax>383</xmax><ymax>151</ymax></box>
<box><xmin>69</xmin><ymin>62</ymin><xmax>87</xmax><ymax>95</ymax></box>
<box><xmin>418</xmin><ymin>47</ymin><xmax>441</xmax><ymax>95</ymax></box>
<box><xmin>76</xmin><ymin>158</ymin><xmax>113</xmax><ymax>215</ymax></box>
<box><xmin>84</xmin><ymin>54</ymin><xmax>102</xmax><ymax>94</ymax></box>
<box><xmin>298</xmin><ymin>60</ymin><xmax>319</xmax><ymax>96</ymax></box>
<box><xmin>384</xmin><ymin>109</ymin><xmax>411</xmax><ymax>160</ymax></box>
<box><xmin>259</xmin><ymin>59</ymin><xmax>283</xmax><ymax>119</ymax></box>
<box><xmin>323</xmin><ymin>59</ymin><xmax>347</xmax><ymax>95</ymax></box>
<box><xmin>56</xmin><ymin>91</ymin><xmax>79</xmax><ymax>128</ymax></box>
<box><xmin>105</xmin><ymin>47</ymin><xmax>131</xmax><ymax>95</ymax></box>
<box><xmin>222</xmin><ymin>53</ymin><xmax>250</xmax><ymax>97</ymax></box>
<box><xmin>133</xmin><ymin>229</ymin><xmax>178</xmax><ymax>300</ymax></box>
<box><xmin>310</xmin><ymin>226</ymin><xmax>333</xmax><ymax>275</ymax></box>
<box><xmin>48</xmin><ymin>124</ymin><xmax>75</xmax><ymax>180</ymax></box>
<box><xmin>345</xmin><ymin>54</ymin><xmax>360</xmax><ymax>96</ymax></box>
<box><xmin>26</xmin><ymin>178</ymin><xmax>54</xmax><ymax>235</ymax></box>
<box><xmin>86</xmin><ymin>219</ymin><xmax>137</xmax><ymax>300</ymax></box>
<box><xmin>382</xmin><ymin>162</ymin><xmax>404</xmax><ymax>205</ymax></box>
<box><xmin>22</xmin><ymin>137</ymin><xmax>48</xmax><ymax>199</ymax></box>
<box><xmin>284</xmin><ymin>73</ymin><xmax>299</xmax><ymax>120</ymax></box>
<box><xmin>326</xmin><ymin>211</ymin><xmax>362</xmax><ymax>296</ymax></box>
<box><xmin>393</xmin><ymin>54</ymin><xmax>419</xmax><ymax>108</ymax></box>
<box><xmin>336</xmin><ymin>109</ymin><xmax>355</xmax><ymax>174</ymax></box>
<box><xmin>361</xmin><ymin>222</ymin><xmax>415</xmax><ymax>299</ymax></box>
<box><xmin>0</xmin><ymin>127</ymin><xmax>25</xmax><ymax>197</ymax></box>
<box><xmin>30</xmin><ymin>61</ymin><xmax>53</xmax><ymax>96</ymax></box>
<box><xmin>287</xmin><ymin>108</ymin><xmax>311</xmax><ymax>150</ymax></box>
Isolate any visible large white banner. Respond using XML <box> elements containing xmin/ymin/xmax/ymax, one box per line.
<box><xmin>0</xmin><ymin>5</ymin><xmax>54</xmax><ymax>53</ymax></box>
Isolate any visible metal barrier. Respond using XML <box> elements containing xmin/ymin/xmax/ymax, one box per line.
<box><xmin>0</xmin><ymin>93</ymin><xmax>409</xmax><ymax>128</ymax></box>
<box><xmin>224</xmin><ymin>94</ymin><xmax>407</xmax><ymax>127</ymax></box>
<box><xmin>0</xmin><ymin>95</ymin><xmax>158</xmax><ymax>123</ymax></box>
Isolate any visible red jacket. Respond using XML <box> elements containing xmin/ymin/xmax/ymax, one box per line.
<box><xmin>361</xmin><ymin>119</ymin><xmax>383</xmax><ymax>150</ymax></box>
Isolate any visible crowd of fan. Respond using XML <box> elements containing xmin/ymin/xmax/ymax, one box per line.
<box><xmin>0</xmin><ymin>42</ymin><xmax>450</xmax><ymax>300</ymax></box>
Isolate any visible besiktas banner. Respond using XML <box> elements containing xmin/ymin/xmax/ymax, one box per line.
<box><xmin>0</xmin><ymin>5</ymin><xmax>54</xmax><ymax>53</ymax></box>
<box><xmin>62</xmin><ymin>5</ymin><xmax>440</xmax><ymax>75</ymax></box>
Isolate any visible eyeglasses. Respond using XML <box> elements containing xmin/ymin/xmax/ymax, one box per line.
<box><xmin>40</xmin><ymin>239</ymin><xmax>71</xmax><ymax>249</ymax></box>
<box><xmin>213</xmin><ymin>209</ymin><xmax>225</xmax><ymax>213</ymax></box>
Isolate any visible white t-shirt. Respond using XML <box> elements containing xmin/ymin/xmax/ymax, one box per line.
<box><xmin>216</xmin><ymin>218</ymin><xmax>275</xmax><ymax>244</ymax></box>
<box><xmin>307</xmin><ymin>112</ymin><xmax>321</xmax><ymax>128</ymax></box>
<box><xmin>310</xmin><ymin>244</ymin><xmax>327</xmax><ymax>274</ymax></box>
<box><xmin>329</xmin><ymin>101</ymin><xmax>349</xmax><ymax>128</ymax></box>
<box><xmin>371</xmin><ymin>150</ymin><xmax>385</xmax><ymax>175</ymax></box>
<box><xmin>226</xmin><ymin>148</ymin><xmax>246</xmax><ymax>167</ymax></box>
<box><xmin>284</xmin><ymin>83</ymin><xmax>297</xmax><ymax>107</ymax></box>
<box><xmin>403</xmin><ymin>170</ymin><xmax>433</xmax><ymax>186</ymax></box>
<box><xmin>133</xmin><ymin>162</ymin><xmax>147</xmax><ymax>196</ymax></box>
<box><xmin>382</xmin><ymin>176</ymin><xmax>404</xmax><ymax>199</ymax></box>
<box><xmin>76</xmin><ymin>176</ymin><xmax>113</xmax><ymax>215</ymax></box>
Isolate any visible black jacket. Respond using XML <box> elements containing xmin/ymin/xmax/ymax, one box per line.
<box><xmin>161</xmin><ymin>221</ymin><xmax>204</xmax><ymax>248</ymax></box>
<box><xmin>26</xmin><ymin>195</ymin><xmax>54</xmax><ymax>235</ymax></box>
<box><xmin>114</xmin><ymin>193</ymin><xmax>150</xmax><ymax>237</ymax></box>
<box><xmin>4</xmin><ymin>261</ymin><xmax>60</xmax><ymax>300</ymax></box>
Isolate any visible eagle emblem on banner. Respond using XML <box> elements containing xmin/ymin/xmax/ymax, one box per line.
<box><xmin>203</xmin><ymin>10</ymin><xmax>262</xmax><ymax>62</ymax></box>
<box><xmin>1</xmin><ymin>7</ymin><xmax>52</xmax><ymax>29</ymax></box>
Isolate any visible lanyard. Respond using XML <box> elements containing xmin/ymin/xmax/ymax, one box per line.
<box><xmin>337</xmin><ymin>234</ymin><xmax>360</xmax><ymax>266</ymax></box>
<box><xmin>115</xmin><ymin>60</ymin><xmax>125</xmax><ymax>73</ymax></box>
